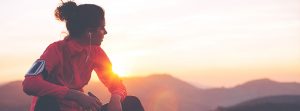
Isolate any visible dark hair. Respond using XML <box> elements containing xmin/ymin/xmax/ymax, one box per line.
<box><xmin>55</xmin><ymin>1</ymin><xmax>105</xmax><ymax>38</ymax></box>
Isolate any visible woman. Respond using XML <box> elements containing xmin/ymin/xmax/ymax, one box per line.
<box><xmin>22</xmin><ymin>1</ymin><xmax>144</xmax><ymax>111</ymax></box>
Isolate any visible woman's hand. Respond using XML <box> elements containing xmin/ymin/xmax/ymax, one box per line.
<box><xmin>107</xmin><ymin>94</ymin><xmax>122</xmax><ymax>111</ymax></box>
<box><xmin>65</xmin><ymin>89</ymin><xmax>102</xmax><ymax>111</ymax></box>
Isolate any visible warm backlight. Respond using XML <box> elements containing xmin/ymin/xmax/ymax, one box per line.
<box><xmin>110</xmin><ymin>56</ymin><xmax>131</xmax><ymax>77</ymax></box>
<box><xmin>112</xmin><ymin>64</ymin><xmax>128</xmax><ymax>77</ymax></box>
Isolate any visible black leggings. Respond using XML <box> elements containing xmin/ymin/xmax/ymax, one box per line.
<box><xmin>34</xmin><ymin>96</ymin><xmax>144</xmax><ymax>111</ymax></box>
<box><xmin>101</xmin><ymin>96</ymin><xmax>144</xmax><ymax>111</ymax></box>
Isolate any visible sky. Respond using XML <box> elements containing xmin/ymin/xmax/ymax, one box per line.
<box><xmin>0</xmin><ymin>0</ymin><xmax>299</xmax><ymax>88</ymax></box>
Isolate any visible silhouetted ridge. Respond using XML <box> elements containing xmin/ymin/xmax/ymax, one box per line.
<box><xmin>2</xmin><ymin>76</ymin><xmax>300</xmax><ymax>111</ymax></box>
<box><xmin>216</xmin><ymin>95</ymin><xmax>300</xmax><ymax>111</ymax></box>
<box><xmin>0</xmin><ymin>80</ymin><xmax>31</xmax><ymax>111</ymax></box>
<box><xmin>234</xmin><ymin>78</ymin><xmax>277</xmax><ymax>88</ymax></box>
<box><xmin>0</xmin><ymin>80</ymin><xmax>22</xmax><ymax>88</ymax></box>
<box><xmin>236</xmin><ymin>95</ymin><xmax>300</xmax><ymax>107</ymax></box>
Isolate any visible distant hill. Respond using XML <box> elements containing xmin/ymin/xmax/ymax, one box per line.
<box><xmin>215</xmin><ymin>95</ymin><xmax>300</xmax><ymax>111</ymax></box>
<box><xmin>123</xmin><ymin>74</ymin><xmax>208</xmax><ymax>111</ymax></box>
<box><xmin>1</xmin><ymin>75</ymin><xmax>300</xmax><ymax>111</ymax></box>
<box><xmin>85</xmin><ymin>74</ymin><xmax>208</xmax><ymax>111</ymax></box>
<box><xmin>0</xmin><ymin>81</ymin><xmax>31</xmax><ymax>111</ymax></box>
<box><xmin>201</xmin><ymin>78</ymin><xmax>300</xmax><ymax>108</ymax></box>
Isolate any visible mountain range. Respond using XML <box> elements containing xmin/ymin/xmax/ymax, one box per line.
<box><xmin>1</xmin><ymin>74</ymin><xmax>300</xmax><ymax>111</ymax></box>
<box><xmin>215</xmin><ymin>95</ymin><xmax>300</xmax><ymax>111</ymax></box>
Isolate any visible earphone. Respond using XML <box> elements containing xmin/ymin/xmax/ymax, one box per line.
<box><xmin>88</xmin><ymin>32</ymin><xmax>92</xmax><ymax>39</ymax></box>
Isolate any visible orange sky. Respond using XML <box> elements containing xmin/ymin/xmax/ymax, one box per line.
<box><xmin>0</xmin><ymin>0</ymin><xmax>299</xmax><ymax>87</ymax></box>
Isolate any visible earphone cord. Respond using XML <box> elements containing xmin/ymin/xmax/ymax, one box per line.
<box><xmin>86</xmin><ymin>33</ymin><xmax>91</xmax><ymax>63</ymax></box>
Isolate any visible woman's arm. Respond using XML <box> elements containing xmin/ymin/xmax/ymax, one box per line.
<box><xmin>94</xmin><ymin>66</ymin><xmax>126</xmax><ymax>111</ymax></box>
<box><xmin>94</xmin><ymin>65</ymin><xmax>127</xmax><ymax>101</ymax></box>
<box><xmin>93</xmin><ymin>47</ymin><xmax>127</xmax><ymax>101</ymax></box>
<box><xmin>22</xmin><ymin>42</ymin><xmax>68</xmax><ymax>99</ymax></box>
<box><xmin>22</xmin><ymin>74</ymin><xmax>69</xmax><ymax>99</ymax></box>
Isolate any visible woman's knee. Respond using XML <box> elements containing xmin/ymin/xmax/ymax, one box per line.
<box><xmin>124</xmin><ymin>96</ymin><xmax>140</xmax><ymax>101</ymax></box>
<box><xmin>122</xmin><ymin>96</ymin><xmax>144</xmax><ymax>111</ymax></box>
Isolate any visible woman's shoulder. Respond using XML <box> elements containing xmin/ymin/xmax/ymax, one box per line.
<box><xmin>51</xmin><ymin>39</ymin><xmax>65</xmax><ymax>45</ymax></box>
<box><xmin>42</xmin><ymin>40</ymin><xmax>66</xmax><ymax>55</ymax></box>
<box><xmin>46</xmin><ymin>40</ymin><xmax>66</xmax><ymax>49</ymax></box>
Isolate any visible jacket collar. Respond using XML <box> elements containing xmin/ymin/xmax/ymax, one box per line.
<box><xmin>64</xmin><ymin>38</ymin><xmax>85</xmax><ymax>56</ymax></box>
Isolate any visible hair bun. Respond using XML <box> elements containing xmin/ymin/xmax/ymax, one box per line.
<box><xmin>55</xmin><ymin>1</ymin><xmax>77</xmax><ymax>21</ymax></box>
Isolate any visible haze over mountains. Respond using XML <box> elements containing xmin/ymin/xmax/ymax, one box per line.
<box><xmin>1</xmin><ymin>74</ymin><xmax>300</xmax><ymax>111</ymax></box>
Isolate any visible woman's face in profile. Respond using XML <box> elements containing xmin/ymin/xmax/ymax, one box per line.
<box><xmin>92</xmin><ymin>19</ymin><xmax>107</xmax><ymax>46</ymax></box>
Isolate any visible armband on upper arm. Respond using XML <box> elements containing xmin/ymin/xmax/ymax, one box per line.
<box><xmin>25</xmin><ymin>60</ymin><xmax>45</xmax><ymax>76</ymax></box>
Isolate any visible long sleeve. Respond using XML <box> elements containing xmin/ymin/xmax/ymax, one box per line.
<box><xmin>93</xmin><ymin>47</ymin><xmax>127</xmax><ymax>101</ymax></box>
<box><xmin>22</xmin><ymin>42</ymin><xmax>69</xmax><ymax>99</ymax></box>
<box><xmin>23</xmin><ymin>74</ymin><xmax>69</xmax><ymax>99</ymax></box>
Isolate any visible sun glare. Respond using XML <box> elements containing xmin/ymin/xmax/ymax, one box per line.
<box><xmin>112</xmin><ymin>65</ymin><xmax>128</xmax><ymax>77</ymax></box>
<box><xmin>110</xmin><ymin>57</ymin><xmax>131</xmax><ymax>77</ymax></box>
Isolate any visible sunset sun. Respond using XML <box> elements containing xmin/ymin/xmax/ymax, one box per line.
<box><xmin>110</xmin><ymin>57</ymin><xmax>131</xmax><ymax>77</ymax></box>
<box><xmin>112</xmin><ymin>64</ymin><xmax>128</xmax><ymax>77</ymax></box>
